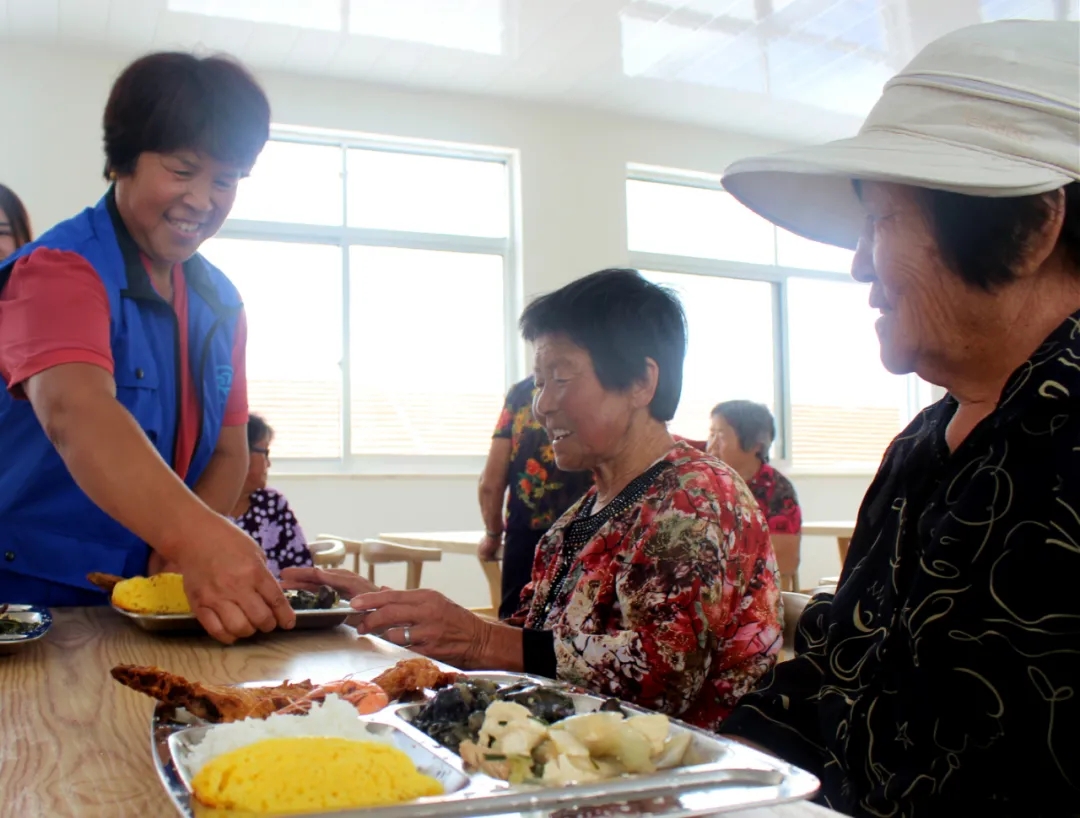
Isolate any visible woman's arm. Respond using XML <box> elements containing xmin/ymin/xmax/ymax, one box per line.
<box><xmin>478</xmin><ymin>437</ymin><xmax>511</xmax><ymax>560</ymax></box>
<box><xmin>26</xmin><ymin>363</ymin><xmax>294</xmax><ymax>641</ymax></box>
<box><xmin>348</xmin><ymin>588</ymin><xmax>526</xmax><ymax>670</ymax></box>
<box><xmin>27</xmin><ymin>363</ymin><xmax>220</xmax><ymax>553</ymax></box>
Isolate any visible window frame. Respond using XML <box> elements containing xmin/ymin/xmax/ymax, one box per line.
<box><xmin>627</xmin><ymin>165</ymin><xmax>932</xmax><ymax>475</ymax></box>
<box><xmin>214</xmin><ymin>126</ymin><xmax>521</xmax><ymax>475</ymax></box>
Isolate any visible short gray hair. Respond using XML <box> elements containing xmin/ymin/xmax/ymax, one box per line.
<box><xmin>711</xmin><ymin>400</ymin><xmax>776</xmax><ymax>463</ymax></box>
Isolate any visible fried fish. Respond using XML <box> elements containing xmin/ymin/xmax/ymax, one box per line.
<box><xmin>111</xmin><ymin>664</ymin><xmax>315</xmax><ymax>723</ymax></box>
<box><xmin>371</xmin><ymin>657</ymin><xmax>464</xmax><ymax>702</ymax></box>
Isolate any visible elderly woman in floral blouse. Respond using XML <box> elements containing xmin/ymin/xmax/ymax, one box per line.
<box><xmin>285</xmin><ymin>268</ymin><xmax>781</xmax><ymax>728</ymax></box>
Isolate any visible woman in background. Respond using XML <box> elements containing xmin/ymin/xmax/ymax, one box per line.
<box><xmin>479</xmin><ymin>376</ymin><xmax>592</xmax><ymax>618</ymax></box>
<box><xmin>0</xmin><ymin>184</ymin><xmax>32</xmax><ymax>259</ymax></box>
<box><xmin>708</xmin><ymin>400</ymin><xmax>802</xmax><ymax>589</ymax></box>
<box><xmin>231</xmin><ymin>413</ymin><xmax>313</xmax><ymax>578</ymax></box>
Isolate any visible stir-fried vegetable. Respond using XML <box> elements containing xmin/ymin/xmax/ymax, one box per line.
<box><xmin>458</xmin><ymin>701</ymin><xmax>691</xmax><ymax>785</ymax></box>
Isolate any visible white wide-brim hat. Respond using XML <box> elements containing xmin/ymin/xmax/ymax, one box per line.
<box><xmin>722</xmin><ymin>20</ymin><xmax>1080</xmax><ymax>250</ymax></box>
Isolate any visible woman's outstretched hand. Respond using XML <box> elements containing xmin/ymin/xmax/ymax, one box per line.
<box><xmin>349</xmin><ymin>588</ymin><xmax>522</xmax><ymax>670</ymax></box>
<box><xmin>280</xmin><ymin>566</ymin><xmax>380</xmax><ymax>599</ymax></box>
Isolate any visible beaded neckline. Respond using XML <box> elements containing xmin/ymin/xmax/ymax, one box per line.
<box><xmin>537</xmin><ymin>459</ymin><xmax>672</xmax><ymax>625</ymax></box>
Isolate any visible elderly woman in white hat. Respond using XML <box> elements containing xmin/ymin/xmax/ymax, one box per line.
<box><xmin>718</xmin><ymin>20</ymin><xmax>1080</xmax><ymax>818</ymax></box>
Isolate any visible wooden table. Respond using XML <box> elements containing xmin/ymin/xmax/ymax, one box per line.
<box><xmin>800</xmin><ymin>521</ymin><xmax>856</xmax><ymax>566</ymax></box>
<box><xmin>0</xmin><ymin>606</ymin><xmax>842</xmax><ymax>818</ymax></box>
<box><xmin>377</xmin><ymin>530</ymin><xmax>500</xmax><ymax>611</ymax></box>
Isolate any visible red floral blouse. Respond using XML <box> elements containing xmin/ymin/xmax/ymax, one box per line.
<box><xmin>746</xmin><ymin>463</ymin><xmax>802</xmax><ymax>536</ymax></box>
<box><xmin>513</xmin><ymin>441</ymin><xmax>782</xmax><ymax>730</ymax></box>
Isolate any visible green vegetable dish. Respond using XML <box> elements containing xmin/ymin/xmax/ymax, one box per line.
<box><xmin>0</xmin><ymin>617</ymin><xmax>37</xmax><ymax>637</ymax></box>
<box><xmin>410</xmin><ymin>680</ymin><xmax>691</xmax><ymax>785</ymax></box>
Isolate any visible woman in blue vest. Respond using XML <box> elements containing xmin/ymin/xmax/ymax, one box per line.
<box><xmin>0</xmin><ymin>52</ymin><xmax>295</xmax><ymax>643</ymax></box>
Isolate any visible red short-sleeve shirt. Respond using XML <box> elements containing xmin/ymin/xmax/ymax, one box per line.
<box><xmin>0</xmin><ymin>248</ymin><xmax>248</xmax><ymax>480</ymax></box>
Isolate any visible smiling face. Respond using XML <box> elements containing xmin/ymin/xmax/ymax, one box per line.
<box><xmin>114</xmin><ymin>150</ymin><xmax>243</xmax><ymax>273</ymax></box>
<box><xmin>852</xmin><ymin>181</ymin><xmax>989</xmax><ymax>378</ymax></box>
<box><xmin>532</xmin><ymin>333</ymin><xmax>646</xmax><ymax>473</ymax></box>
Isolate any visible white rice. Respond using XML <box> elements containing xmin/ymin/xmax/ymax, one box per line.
<box><xmin>183</xmin><ymin>694</ymin><xmax>387</xmax><ymax>776</ymax></box>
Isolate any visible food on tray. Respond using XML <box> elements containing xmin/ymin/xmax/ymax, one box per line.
<box><xmin>186</xmin><ymin>695</ymin><xmax>442</xmax><ymax>813</ymax></box>
<box><xmin>460</xmin><ymin>705</ymin><xmax>691</xmax><ymax>785</ymax></box>
<box><xmin>112</xmin><ymin>573</ymin><xmax>191</xmax><ymax>614</ymax></box>
<box><xmin>273</xmin><ymin>679</ymin><xmax>389</xmax><ymax>716</ymax></box>
<box><xmin>412</xmin><ymin>679</ymin><xmax>577</xmax><ymax>754</ymax></box>
<box><xmin>97</xmin><ymin>571</ymin><xmax>343</xmax><ymax>616</ymax></box>
<box><xmin>497</xmin><ymin>680</ymin><xmax>577</xmax><ymax>723</ymax></box>
<box><xmin>371</xmin><ymin>657</ymin><xmax>465</xmax><ymax>702</ymax></box>
<box><xmin>411</xmin><ymin>678</ymin><xmax>501</xmax><ymax>753</ymax></box>
<box><xmin>411</xmin><ymin>680</ymin><xmax>690</xmax><ymax>785</ymax></box>
<box><xmin>0</xmin><ymin>605</ymin><xmax>37</xmax><ymax>637</ymax></box>
<box><xmin>111</xmin><ymin>664</ymin><xmax>390</xmax><ymax>721</ymax></box>
<box><xmin>112</xmin><ymin>664</ymin><xmax>317</xmax><ymax>722</ymax></box>
<box><xmin>284</xmin><ymin>586</ymin><xmax>339</xmax><ymax>610</ymax></box>
<box><xmin>86</xmin><ymin>572</ymin><xmax>124</xmax><ymax>593</ymax></box>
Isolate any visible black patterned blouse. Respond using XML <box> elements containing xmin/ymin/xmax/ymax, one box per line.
<box><xmin>722</xmin><ymin>312</ymin><xmax>1080</xmax><ymax>818</ymax></box>
<box><xmin>232</xmin><ymin>487</ymin><xmax>313</xmax><ymax>579</ymax></box>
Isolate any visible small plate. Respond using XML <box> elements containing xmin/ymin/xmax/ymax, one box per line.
<box><xmin>112</xmin><ymin>602</ymin><xmax>354</xmax><ymax>634</ymax></box>
<box><xmin>0</xmin><ymin>604</ymin><xmax>52</xmax><ymax>655</ymax></box>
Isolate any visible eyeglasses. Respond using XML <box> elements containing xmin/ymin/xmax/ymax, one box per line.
<box><xmin>251</xmin><ymin>446</ymin><xmax>271</xmax><ymax>457</ymax></box>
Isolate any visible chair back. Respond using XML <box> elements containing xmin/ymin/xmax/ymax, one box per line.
<box><xmin>308</xmin><ymin>538</ymin><xmax>347</xmax><ymax>568</ymax></box>
<box><xmin>362</xmin><ymin>539</ymin><xmax>441</xmax><ymax>589</ymax></box>
<box><xmin>781</xmin><ymin>591</ymin><xmax>811</xmax><ymax>654</ymax></box>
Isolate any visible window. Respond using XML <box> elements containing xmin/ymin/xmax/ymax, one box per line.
<box><xmin>643</xmin><ymin>271</ymin><xmax>776</xmax><ymax>443</ymax></box>
<box><xmin>201</xmin><ymin>134</ymin><xmax>514</xmax><ymax>468</ymax></box>
<box><xmin>787</xmin><ymin>278</ymin><xmax>914</xmax><ymax>469</ymax></box>
<box><xmin>627</xmin><ymin>171</ymin><xmax>931</xmax><ymax>471</ymax></box>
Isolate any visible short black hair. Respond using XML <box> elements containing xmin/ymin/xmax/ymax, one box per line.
<box><xmin>247</xmin><ymin>413</ymin><xmax>273</xmax><ymax>449</ymax></box>
<box><xmin>855</xmin><ymin>180</ymin><xmax>1080</xmax><ymax>290</ymax></box>
<box><xmin>519</xmin><ymin>269</ymin><xmax>687</xmax><ymax>422</ymax></box>
<box><xmin>712</xmin><ymin>400</ymin><xmax>776</xmax><ymax>463</ymax></box>
<box><xmin>103</xmin><ymin>52</ymin><xmax>271</xmax><ymax>179</ymax></box>
<box><xmin>0</xmin><ymin>184</ymin><xmax>32</xmax><ymax>249</ymax></box>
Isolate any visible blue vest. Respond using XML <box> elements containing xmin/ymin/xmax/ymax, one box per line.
<box><xmin>0</xmin><ymin>190</ymin><xmax>242</xmax><ymax>606</ymax></box>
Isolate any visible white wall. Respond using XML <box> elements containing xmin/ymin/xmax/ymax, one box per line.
<box><xmin>1</xmin><ymin>41</ymin><xmax>863</xmax><ymax>603</ymax></box>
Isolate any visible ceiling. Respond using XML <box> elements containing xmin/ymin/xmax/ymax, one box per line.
<box><xmin>0</xmin><ymin>0</ymin><xmax>1075</xmax><ymax>143</ymax></box>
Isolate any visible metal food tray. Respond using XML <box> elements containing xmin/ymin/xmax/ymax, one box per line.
<box><xmin>0</xmin><ymin>604</ymin><xmax>52</xmax><ymax>655</ymax></box>
<box><xmin>114</xmin><ymin>602</ymin><xmax>354</xmax><ymax>633</ymax></box>
<box><xmin>152</xmin><ymin>671</ymin><xmax>819</xmax><ymax>817</ymax></box>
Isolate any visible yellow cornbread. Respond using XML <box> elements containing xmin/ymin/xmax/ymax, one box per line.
<box><xmin>111</xmin><ymin>573</ymin><xmax>191</xmax><ymax>614</ymax></box>
<box><xmin>191</xmin><ymin>736</ymin><xmax>443</xmax><ymax>814</ymax></box>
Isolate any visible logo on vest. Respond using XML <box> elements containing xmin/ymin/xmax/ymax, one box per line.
<box><xmin>215</xmin><ymin>365</ymin><xmax>234</xmax><ymax>399</ymax></box>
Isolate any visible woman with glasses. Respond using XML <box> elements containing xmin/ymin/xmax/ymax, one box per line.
<box><xmin>231</xmin><ymin>413</ymin><xmax>313</xmax><ymax>577</ymax></box>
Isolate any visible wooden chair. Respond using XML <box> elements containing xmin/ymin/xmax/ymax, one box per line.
<box><xmin>308</xmin><ymin>538</ymin><xmax>346</xmax><ymax>568</ymax></box>
<box><xmin>772</xmin><ymin>533</ymin><xmax>802</xmax><ymax>594</ymax></box>
<box><xmin>316</xmin><ymin>534</ymin><xmax>442</xmax><ymax>590</ymax></box>
<box><xmin>780</xmin><ymin>591</ymin><xmax>811</xmax><ymax>661</ymax></box>
<box><xmin>362</xmin><ymin>539</ymin><xmax>442</xmax><ymax>590</ymax></box>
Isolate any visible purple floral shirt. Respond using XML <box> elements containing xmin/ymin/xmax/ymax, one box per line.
<box><xmin>232</xmin><ymin>488</ymin><xmax>313</xmax><ymax>578</ymax></box>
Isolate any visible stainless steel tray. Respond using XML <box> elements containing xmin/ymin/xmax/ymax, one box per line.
<box><xmin>114</xmin><ymin>602</ymin><xmax>353</xmax><ymax>633</ymax></box>
<box><xmin>0</xmin><ymin>604</ymin><xmax>52</xmax><ymax>655</ymax></box>
<box><xmin>151</xmin><ymin>671</ymin><xmax>819</xmax><ymax>817</ymax></box>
